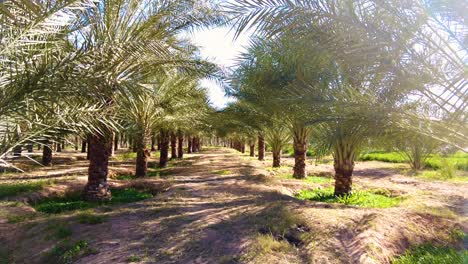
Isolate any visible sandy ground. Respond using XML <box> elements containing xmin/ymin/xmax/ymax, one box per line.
<box><xmin>0</xmin><ymin>148</ymin><xmax>466</xmax><ymax>263</ymax></box>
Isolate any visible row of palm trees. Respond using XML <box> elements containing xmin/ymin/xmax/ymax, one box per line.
<box><xmin>2</xmin><ymin>0</ymin><xmax>466</xmax><ymax>200</ymax></box>
<box><xmin>216</xmin><ymin>0</ymin><xmax>467</xmax><ymax>196</ymax></box>
<box><xmin>1</xmin><ymin>0</ymin><xmax>223</xmax><ymax>200</ymax></box>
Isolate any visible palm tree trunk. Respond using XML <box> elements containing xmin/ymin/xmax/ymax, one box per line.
<box><xmin>157</xmin><ymin>134</ymin><xmax>161</xmax><ymax>150</ymax></box>
<box><xmin>272</xmin><ymin>150</ymin><xmax>281</xmax><ymax>167</ymax></box>
<box><xmin>56</xmin><ymin>142</ymin><xmax>62</xmax><ymax>152</ymax></box>
<box><xmin>27</xmin><ymin>143</ymin><xmax>33</xmax><ymax>153</ymax></box>
<box><xmin>258</xmin><ymin>134</ymin><xmax>265</xmax><ymax>161</ymax></box>
<box><xmin>110</xmin><ymin>133</ymin><xmax>115</xmax><ymax>157</ymax></box>
<box><xmin>42</xmin><ymin>140</ymin><xmax>52</xmax><ymax>166</ymax></box>
<box><xmin>86</xmin><ymin>136</ymin><xmax>90</xmax><ymax>160</ymax></box>
<box><xmin>177</xmin><ymin>130</ymin><xmax>184</xmax><ymax>158</ymax></box>
<box><xmin>187</xmin><ymin>136</ymin><xmax>192</xmax><ymax>153</ymax></box>
<box><xmin>159</xmin><ymin>130</ymin><xmax>170</xmax><ymax>168</ymax></box>
<box><xmin>249</xmin><ymin>142</ymin><xmax>255</xmax><ymax>157</ymax></box>
<box><xmin>170</xmin><ymin>132</ymin><xmax>177</xmax><ymax>159</ymax></box>
<box><xmin>114</xmin><ymin>133</ymin><xmax>119</xmax><ymax>152</ymax></box>
<box><xmin>192</xmin><ymin>137</ymin><xmax>197</xmax><ymax>152</ymax></box>
<box><xmin>135</xmin><ymin>132</ymin><xmax>150</xmax><ymax>177</ymax></box>
<box><xmin>293</xmin><ymin>139</ymin><xmax>307</xmax><ymax>179</ymax></box>
<box><xmin>150</xmin><ymin>132</ymin><xmax>156</xmax><ymax>151</ymax></box>
<box><xmin>333</xmin><ymin>157</ymin><xmax>354</xmax><ymax>196</ymax></box>
<box><xmin>74</xmin><ymin>137</ymin><xmax>79</xmax><ymax>151</ymax></box>
<box><xmin>241</xmin><ymin>142</ymin><xmax>245</xmax><ymax>153</ymax></box>
<box><xmin>82</xmin><ymin>133</ymin><xmax>112</xmax><ymax>201</ymax></box>
<box><xmin>81</xmin><ymin>139</ymin><xmax>87</xmax><ymax>153</ymax></box>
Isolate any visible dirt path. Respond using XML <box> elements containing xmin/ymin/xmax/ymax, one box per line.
<box><xmin>1</xmin><ymin>148</ymin><xmax>466</xmax><ymax>264</ymax></box>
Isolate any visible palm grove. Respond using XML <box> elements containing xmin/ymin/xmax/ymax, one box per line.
<box><xmin>1</xmin><ymin>0</ymin><xmax>466</xmax><ymax>201</ymax></box>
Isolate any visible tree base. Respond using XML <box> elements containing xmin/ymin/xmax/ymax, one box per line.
<box><xmin>82</xmin><ymin>182</ymin><xmax>111</xmax><ymax>201</ymax></box>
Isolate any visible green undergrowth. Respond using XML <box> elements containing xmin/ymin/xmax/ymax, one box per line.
<box><xmin>295</xmin><ymin>188</ymin><xmax>403</xmax><ymax>208</ymax></box>
<box><xmin>33</xmin><ymin>188</ymin><xmax>152</xmax><ymax>214</ymax></box>
<box><xmin>415</xmin><ymin>170</ymin><xmax>468</xmax><ymax>183</ymax></box>
<box><xmin>276</xmin><ymin>173</ymin><xmax>332</xmax><ymax>183</ymax></box>
<box><xmin>212</xmin><ymin>169</ymin><xmax>231</xmax><ymax>175</ymax></box>
<box><xmin>0</xmin><ymin>180</ymin><xmax>54</xmax><ymax>199</ymax></box>
<box><xmin>359</xmin><ymin>151</ymin><xmax>468</xmax><ymax>171</ymax></box>
<box><xmin>44</xmin><ymin>240</ymin><xmax>97</xmax><ymax>264</ymax></box>
<box><xmin>77</xmin><ymin>211</ymin><xmax>108</xmax><ymax>224</ymax></box>
<box><xmin>392</xmin><ymin>245</ymin><xmax>468</xmax><ymax>264</ymax></box>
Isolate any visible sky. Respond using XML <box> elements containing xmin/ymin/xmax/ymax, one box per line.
<box><xmin>189</xmin><ymin>26</ymin><xmax>252</xmax><ymax>109</ymax></box>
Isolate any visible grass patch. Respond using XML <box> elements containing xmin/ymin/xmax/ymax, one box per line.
<box><xmin>77</xmin><ymin>211</ymin><xmax>108</xmax><ymax>225</ymax></box>
<box><xmin>392</xmin><ymin>245</ymin><xmax>468</xmax><ymax>264</ymax></box>
<box><xmin>252</xmin><ymin>233</ymin><xmax>293</xmax><ymax>254</ymax></box>
<box><xmin>295</xmin><ymin>188</ymin><xmax>403</xmax><ymax>208</ymax></box>
<box><xmin>359</xmin><ymin>151</ymin><xmax>468</xmax><ymax>171</ymax></box>
<box><xmin>0</xmin><ymin>180</ymin><xmax>53</xmax><ymax>199</ymax></box>
<box><xmin>51</xmin><ymin>225</ymin><xmax>73</xmax><ymax>239</ymax></box>
<box><xmin>276</xmin><ymin>173</ymin><xmax>332</xmax><ymax>183</ymax></box>
<box><xmin>33</xmin><ymin>188</ymin><xmax>153</xmax><ymax>214</ymax></box>
<box><xmin>415</xmin><ymin>170</ymin><xmax>468</xmax><ymax>183</ymax></box>
<box><xmin>114</xmin><ymin>151</ymin><xmax>137</xmax><ymax>161</ymax></box>
<box><xmin>6</xmin><ymin>212</ymin><xmax>37</xmax><ymax>223</ymax></box>
<box><xmin>115</xmin><ymin>174</ymin><xmax>135</xmax><ymax>180</ymax></box>
<box><xmin>45</xmin><ymin>240</ymin><xmax>97</xmax><ymax>264</ymax></box>
<box><xmin>212</xmin><ymin>169</ymin><xmax>231</xmax><ymax>175</ymax></box>
<box><xmin>126</xmin><ymin>255</ymin><xmax>142</xmax><ymax>262</ymax></box>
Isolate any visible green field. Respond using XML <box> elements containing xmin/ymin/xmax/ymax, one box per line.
<box><xmin>359</xmin><ymin>151</ymin><xmax>468</xmax><ymax>171</ymax></box>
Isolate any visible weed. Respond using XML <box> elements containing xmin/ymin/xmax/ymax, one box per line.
<box><xmin>252</xmin><ymin>234</ymin><xmax>293</xmax><ymax>253</ymax></box>
<box><xmin>415</xmin><ymin>170</ymin><xmax>467</xmax><ymax>183</ymax></box>
<box><xmin>275</xmin><ymin>173</ymin><xmax>332</xmax><ymax>184</ymax></box>
<box><xmin>45</xmin><ymin>240</ymin><xmax>96</xmax><ymax>264</ymax></box>
<box><xmin>33</xmin><ymin>188</ymin><xmax>153</xmax><ymax>214</ymax></box>
<box><xmin>212</xmin><ymin>169</ymin><xmax>231</xmax><ymax>175</ymax></box>
<box><xmin>439</xmin><ymin>158</ymin><xmax>456</xmax><ymax>179</ymax></box>
<box><xmin>392</xmin><ymin>245</ymin><xmax>468</xmax><ymax>264</ymax></box>
<box><xmin>449</xmin><ymin>228</ymin><xmax>466</xmax><ymax>243</ymax></box>
<box><xmin>359</xmin><ymin>151</ymin><xmax>468</xmax><ymax>171</ymax></box>
<box><xmin>412</xmin><ymin>205</ymin><xmax>458</xmax><ymax>219</ymax></box>
<box><xmin>115</xmin><ymin>175</ymin><xmax>135</xmax><ymax>180</ymax></box>
<box><xmin>253</xmin><ymin>204</ymin><xmax>309</xmax><ymax>238</ymax></box>
<box><xmin>0</xmin><ymin>180</ymin><xmax>53</xmax><ymax>199</ymax></box>
<box><xmin>53</xmin><ymin>226</ymin><xmax>73</xmax><ymax>239</ymax></box>
<box><xmin>126</xmin><ymin>255</ymin><xmax>142</xmax><ymax>262</ymax></box>
<box><xmin>6</xmin><ymin>213</ymin><xmax>36</xmax><ymax>223</ymax></box>
<box><xmin>295</xmin><ymin>188</ymin><xmax>403</xmax><ymax>208</ymax></box>
<box><xmin>77</xmin><ymin>211</ymin><xmax>108</xmax><ymax>225</ymax></box>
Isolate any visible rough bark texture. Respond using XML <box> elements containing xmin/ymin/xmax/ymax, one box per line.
<box><xmin>74</xmin><ymin>137</ymin><xmax>79</xmax><ymax>151</ymax></box>
<box><xmin>192</xmin><ymin>137</ymin><xmax>197</xmax><ymax>152</ymax></box>
<box><xmin>114</xmin><ymin>133</ymin><xmax>119</xmax><ymax>152</ymax></box>
<box><xmin>258</xmin><ymin>135</ymin><xmax>265</xmax><ymax>161</ymax></box>
<box><xmin>110</xmin><ymin>133</ymin><xmax>115</xmax><ymax>157</ymax></box>
<box><xmin>82</xmin><ymin>134</ymin><xmax>112</xmax><ymax>201</ymax></box>
<box><xmin>81</xmin><ymin>140</ymin><xmax>87</xmax><ymax>153</ymax></box>
<box><xmin>135</xmin><ymin>133</ymin><xmax>150</xmax><ymax>177</ymax></box>
<box><xmin>42</xmin><ymin>141</ymin><xmax>52</xmax><ymax>166</ymax></box>
<box><xmin>177</xmin><ymin>132</ymin><xmax>184</xmax><ymax>159</ymax></box>
<box><xmin>187</xmin><ymin>136</ymin><xmax>192</xmax><ymax>153</ymax></box>
<box><xmin>249</xmin><ymin>143</ymin><xmax>255</xmax><ymax>157</ymax></box>
<box><xmin>157</xmin><ymin>134</ymin><xmax>161</xmax><ymax>150</ymax></box>
<box><xmin>272</xmin><ymin>150</ymin><xmax>281</xmax><ymax>167</ymax></box>
<box><xmin>86</xmin><ymin>136</ymin><xmax>90</xmax><ymax>160</ymax></box>
<box><xmin>293</xmin><ymin>140</ymin><xmax>307</xmax><ymax>179</ymax></box>
<box><xmin>150</xmin><ymin>133</ymin><xmax>156</xmax><ymax>151</ymax></box>
<box><xmin>333</xmin><ymin>158</ymin><xmax>354</xmax><ymax>196</ymax></box>
<box><xmin>170</xmin><ymin>132</ymin><xmax>177</xmax><ymax>159</ymax></box>
<box><xmin>159</xmin><ymin>130</ymin><xmax>170</xmax><ymax>168</ymax></box>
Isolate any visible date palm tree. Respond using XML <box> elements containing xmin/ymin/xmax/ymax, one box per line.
<box><xmin>69</xmin><ymin>0</ymin><xmax>223</xmax><ymax>199</ymax></box>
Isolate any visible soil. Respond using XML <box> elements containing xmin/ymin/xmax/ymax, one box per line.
<box><xmin>0</xmin><ymin>148</ymin><xmax>466</xmax><ymax>263</ymax></box>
